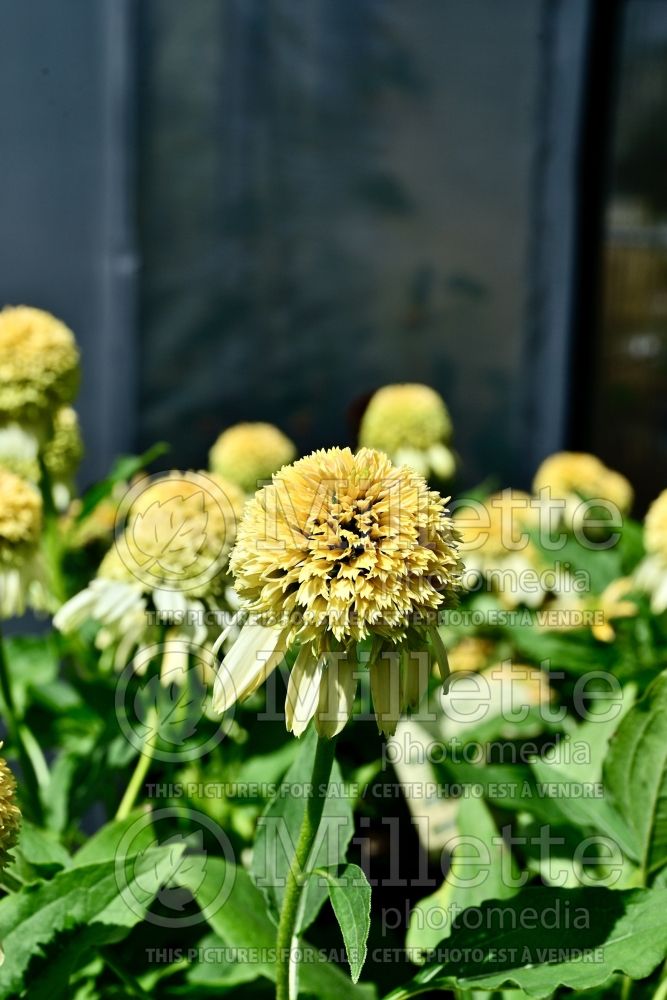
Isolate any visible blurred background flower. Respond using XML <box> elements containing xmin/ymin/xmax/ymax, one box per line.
<box><xmin>209</xmin><ymin>421</ymin><xmax>297</xmax><ymax>494</ymax></box>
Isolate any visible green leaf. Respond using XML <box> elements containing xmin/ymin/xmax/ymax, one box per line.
<box><xmin>0</xmin><ymin>844</ymin><xmax>184</xmax><ymax>996</ymax></box>
<box><xmin>75</xmin><ymin>442</ymin><xmax>168</xmax><ymax>522</ymax></box>
<box><xmin>71</xmin><ymin>812</ymin><xmax>152</xmax><ymax>867</ymax></box>
<box><xmin>235</xmin><ymin>739</ymin><xmax>300</xmax><ymax>787</ymax></box>
<box><xmin>531</xmin><ymin>529</ymin><xmax>623</xmax><ymax>594</ymax></box>
<box><xmin>6</xmin><ymin>819</ymin><xmax>71</xmax><ymax>881</ymax></box>
<box><xmin>315</xmin><ymin>864</ymin><xmax>371</xmax><ymax>982</ymax></box>
<box><xmin>501</xmin><ymin>622</ymin><xmax>614</xmax><ymax>676</ymax></box>
<box><xmin>605</xmin><ymin>670</ymin><xmax>667</xmax><ymax>878</ymax></box>
<box><xmin>385</xmin><ymin>886</ymin><xmax>667</xmax><ymax>999</ymax></box>
<box><xmin>406</xmin><ymin>796</ymin><xmax>518</xmax><ymax>959</ymax></box>
<box><xmin>1</xmin><ymin>635</ymin><xmax>60</xmax><ymax>717</ymax></box>
<box><xmin>530</xmin><ymin>757</ymin><xmax>639</xmax><ymax>861</ymax></box>
<box><xmin>177</xmin><ymin>855</ymin><xmax>376</xmax><ymax>998</ymax></box>
<box><xmin>252</xmin><ymin>727</ymin><xmax>355</xmax><ymax>933</ymax></box>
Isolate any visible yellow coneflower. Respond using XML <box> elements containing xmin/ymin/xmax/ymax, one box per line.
<box><xmin>447</xmin><ymin>636</ymin><xmax>496</xmax><ymax>673</ymax></box>
<box><xmin>359</xmin><ymin>383</ymin><xmax>455</xmax><ymax>481</ymax></box>
<box><xmin>532</xmin><ymin>451</ymin><xmax>633</xmax><ymax>521</ymax></box>
<box><xmin>0</xmin><ymin>306</ymin><xmax>80</xmax><ymax>426</ymax></box>
<box><xmin>209</xmin><ymin>422</ymin><xmax>297</xmax><ymax>494</ymax></box>
<box><xmin>0</xmin><ymin>753</ymin><xmax>20</xmax><ymax>872</ymax></box>
<box><xmin>455</xmin><ymin>490</ymin><xmax>548</xmax><ymax>608</ymax></box>
<box><xmin>542</xmin><ymin>577</ymin><xmax>638</xmax><ymax>642</ymax></box>
<box><xmin>0</xmin><ymin>468</ymin><xmax>48</xmax><ymax>618</ymax></box>
<box><xmin>55</xmin><ymin>471</ymin><xmax>246</xmax><ymax>674</ymax></box>
<box><xmin>213</xmin><ymin>447</ymin><xmax>462</xmax><ymax>736</ymax></box>
<box><xmin>635</xmin><ymin>490</ymin><xmax>667</xmax><ymax>613</ymax></box>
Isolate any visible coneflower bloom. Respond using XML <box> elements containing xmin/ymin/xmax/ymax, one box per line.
<box><xmin>359</xmin><ymin>383</ymin><xmax>456</xmax><ymax>481</ymax></box>
<box><xmin>212</xmin><ymin>447</ymin><xmax>462</xmax><ymax>736</ymax></box>
<box><xmin>55</xmin><ymin>471</ymin><xmax>245</xmax><ymax>677</ymax></box>
<box><xmin>0</xmin><ymin>753</ymin><xmax>20</xmax><ymax>872</ymax></box>
<box><xmin>0</xmin><ymin>468</ymin><xmax>48</xmax><ymax>618</ymax></box>
<box><xmin>209</xmin><ymin>422</ymin><xmax>297</xmax><ymax>494</ymax></box>
<box><xmin>532</xmin><ymin>451</ymin><xmax>633</xmax><ymax>528</ymax></box>
<box><xmin>0</xmin><ymin>306</ymin><xmax>80</xmax><ymax>428</ymax></box>
<box><xmin>455</xmin><ymin>490</ymin><xmax>550</xmax><ymax>608</ymax></box>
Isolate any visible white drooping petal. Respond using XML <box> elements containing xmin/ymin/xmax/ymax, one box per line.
<box><xmin>393</xmin><ymin>446</ymin><xmax>429</xmax><ymax>479</ymax></box>
<box><xmin>53</xmin><ymin>586</ymin><xmax>97</xmax><ymax>633</ymax></box>
<box><xmin>92</xmin><ymin>579</ymin><xmax>144</xmax><ymax>624</ymax></box>
<box><xmin>160</xmin><ymin>630</ymin><xmax>191</xmax><ymax>686</ymax></box>
<box><xmin>0</xmin><ymin>568</ymin><xmax>23</xmax><ymax>619</ymax></box>
<box><xmin>285</xmin><ymin>644</ymin><xmax>325</xmax><ymax>736</ymax></box>
<box><xmin>652</xmin><ymin>572</ymin><xmax>667</xmax><ymax>615</ymax></box>
<box><xmin>315</xmin><ymin>653</ymin><xmax>359</xmax><ymax>738</ymax></box>
<box><xmin>428</xmin><ymin>442</ymin><xmax>456</xmax><ymax>479</ymax></box>
<box><xmin>112</xmin><ymin>611</ymin><xmax>147</xmax><ymax>670</ymax></box>
<box><xmin>225</xmin><ymin>586</ymin><xmax>242</xmax><ymax>610</ymax></box>
<box><xmin>212</xmin><ymin>619</ymin><xmax>287</xmax><ymax>714</ymax></box>
<box><xmin>153</xmin><ymin>587</ymin><xmax>188</xmax><ymax>618</ymax></box>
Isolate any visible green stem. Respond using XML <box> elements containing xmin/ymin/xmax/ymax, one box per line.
<box><xmin>0</xmin><ymin>628</ymin><xmax>44</xmax><ymax>822</ymax></box>
<box><xmin>39</xmin><ymin>457</ymin><xmax>68</xmax><ymax>606</ymax></box>
<box><xmin>115</xmin><ymin>704</ymin><xmax>158</xmax><ymax>821</ymax></box>
<box><xmin>275</xmin><ymin>734</ymin><xmax>337</xmax><ymax>1000</ymax></box>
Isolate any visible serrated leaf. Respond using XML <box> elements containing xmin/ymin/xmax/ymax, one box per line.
<box><xmin>6</xmin><ymin>820</ymin><xmax>71</xmax><ymax>881</ymax></box>
<box><xmin>251</xmin><ymin>727</ymin><xmax>355</xmax><ymax>933</ymax></box>
<box><xmin>0</xmin><ymin>845</ymin><xmax>184</xmax><ymax>996</ymax></box>
<box><xmin>605</xmin><ymin>670</ymin><xmax>667</xmax><ymax>878</ymax></box>
<box><xmin>386</xmin><ymin>887</ymin><xmax>667</xmax><ymax>999</ymax></box>
<box><xmin>315</xmin><ymin>864</ymin><xmax>371</xmax><ymax>982</ymax></box>
<box><xmin>177</xmin><ymin>856</ymin><xmax>376</xmax><ymax>999</ymax></box>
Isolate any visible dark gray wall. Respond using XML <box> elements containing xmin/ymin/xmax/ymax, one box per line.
<box><xmin>0</xmin><ymin>0</ymin><xmax>138</xmax><ymax>484</ymax></box>
<box><xmin>0</xmin><ymin>0</ymin><xmax>591</xmax><ymax>490</ymax></box>
<box><xmin>137</xmin><ymin>0</ymin><xmax>591</xmax><ymax>488</ymax></box>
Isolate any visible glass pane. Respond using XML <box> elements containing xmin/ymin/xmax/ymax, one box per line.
<box><xmin>592</xmin><ymin>0</ymin><xmax>667</xmax><ymax>510</ymax></box>
<box><xmin>137</xmin><ymin>0</ymin><xmax>544</xmax><ymax>486</ymax></box>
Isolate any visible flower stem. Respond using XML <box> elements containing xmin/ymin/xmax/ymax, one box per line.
<box><xmin>38</xmin><ymin>456</ymin><xmax>68</xmax><ymax>606</ymax></box>
<box><xmin>115</xmin><ymin>705</ymin><xmax>158</xmax><ymax>821</ymax></box>
<box><xmin>0</xmin><ymin>627</ymin><xmax>45</xmax><ymax>823</ymax></box>
<box><xmin>275</xmin><ymin>734</ymin><xmax>337</xmax><ymax>1000</ymax></box>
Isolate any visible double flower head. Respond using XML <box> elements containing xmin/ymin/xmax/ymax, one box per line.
<box><xmin>214</xmin><ymin>446</ymin><xmax>462</xmax><ymax>737</ymax></box>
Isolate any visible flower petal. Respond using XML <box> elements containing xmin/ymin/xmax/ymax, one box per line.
<box><xmin>285</xmin><ymin>645</ymin><xmax>325</xmax><ymax>736</ymax></box>
<box><xmin>315</xmin><ymin>652</ymin><xmax>358</xmax><ymax>738</ymax></box>
<box><xmin>212</xmin><ymin>619</ymin><xmax>287</xmax><ymax>714</ymax></box>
